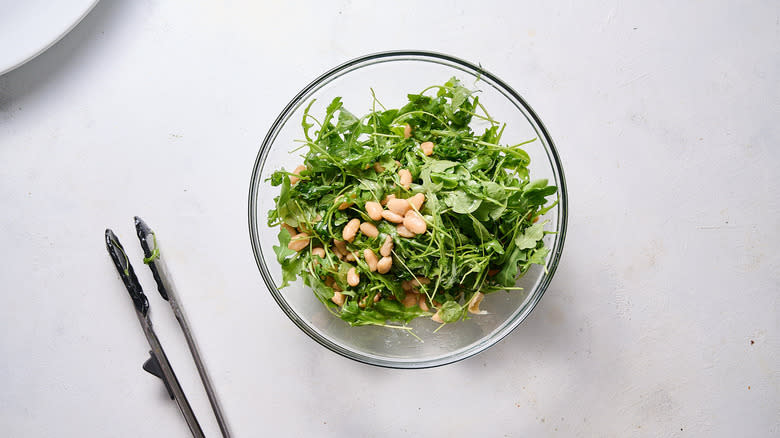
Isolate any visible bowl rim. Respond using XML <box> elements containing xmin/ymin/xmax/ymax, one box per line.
<box><xmin>248</xmin><ymin>50</ymin><xmax>568</xmax><ymax>369</ymax></box>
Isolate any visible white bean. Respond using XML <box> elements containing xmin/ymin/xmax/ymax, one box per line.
<box><xmin>403</xmin><ymin>210</ymin><xmax>427</xmax><ymax>234</ymax></box>
<box><xmin>381</xmin><ymin>210</ymin><xmax>404</xmax><ymax>224</ymax></box>
<box><xmin>365</xmin><ymin>201</ymin><xmax>383</xmax><ymax>221</ymax></box>
<box><xmin>290</xmin><ymin>165</ymin><xmax>306</xmax><ymax>185</ymax></box>
<box><xmin>312</xmin><ymin>247</ymin><xmax>325</xmax><ymax>258</ymax></box>
<box><xmin>418</xmin><ymin>295</ymin><xmax>429</xmax><ymax>312</ymax></box>
<box><xmin>380</xmin><ymin>235</ymin><xmax>393</xmax><ymax>257</ymax></box>
<box><xmin>408</xmin><ymin>193</ymin><xmax>425</xmax><ymax>211</ymax></box>
<box><xmin>420</xmin><ymin>141</ymin><xmax>434</xmax><ymax>156</ymax></box>
<box><xmin>467</xmin><ymin>292</ymin><xmax>486</xmax><ymax>314</ymax></box>
<box><xmin>373</xmin><ymin>162</ymin><xmax>385</xmax><ymax>173</ymax></box>
<box><xmin>414</xmin><ymin>276</ymin><xmax>430</xmax><ymax>286</ymax></box>
<box><xmin>331</xmin><ymin>291</ymin><xmax>345</xmax><ymax>306</ymax></box>
<box><xmin>335</xmin><ymin>195</ymin><xmax>353</xmax><ymax>210</ymax></box>
<box><xmin>403</xmin><ymin>123</ymin><xmax>412</xmax><ymax>139</ymax></box>
<box><xmin>347</xmin><ymin>267</ymin><xmax>360</xmax><ymax>287</ymax></box>
<box><xmin>396</xmin><ymin>224</ymin><xmax>416</xmax><ymax>238</ymax></box>
<box><xmin>402</xmin><ymin>292</ymin><xmax>419</xmax><ymax>308</ymax></box>
<box><xmin>387</xmin><ymin>198</ymin><xmax>410</xmax><ymax>216</ymax></box>
<box><xmin>281</xmin><ymin>223</ymin><xmax>297</xmax><ymax>236</ymax></box>
<box><xmin>287</xmin><ymin>233</ymin><xmax>310</xmax><ymax>251</ymax></box>
<box><xmin>381</xmin><ymin>194</ymin><xmax>396</xmax><ymax>206</ymax></box>
<box><xmin>398</xmin><ymin>169</ymin><xmax>412</xmax><ymax>190</ymax></box>
<box><xmin>342</xmin><ymin>218</ymin><xmax>361</xmax><ymax>242</ymax></box>
<box><xmin>431</xmin><ymin>311</ymin><xmax>444</xmax><ymax>323</ymax></box>
<box><xmin>377</xmin><ymin>256</ymin><xmax>392</xmax><ymax>274</ymax></box>
<box><xmin>364</xmin><ymin>249</ymin><xmax>378</xmax><ymax>272</ymax></box>
<box><xmin>359</xmin><ymin>222</ymin><xmax>379</xmax><ymax>238</ymax></box>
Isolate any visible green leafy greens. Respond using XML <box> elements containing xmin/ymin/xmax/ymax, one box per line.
<box><xmin>267</xmin><ymin>78</ymin><xmax>557</xmax><ymax>330</ymax></box>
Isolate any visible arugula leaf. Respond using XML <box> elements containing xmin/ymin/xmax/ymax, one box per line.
<box><xmin>272</xmin><ymin>228</ymin><xmax>303</xmax><ymax>288</ymax></box>
<box><xmin>302</xmin><ymin>99</ymin><xmax>316</xmax><ymax>142</ymax></box>
<box><xmin>514</xmin><ymin>221</ymin><xmax>546</xmax><ymax>250</ymax></box>
<box><xmin>336</xmin><ymin>107</ymin><xmax>359</xmax><ymax>132</ymax></box>
<box><xmin>444</xmin><ymin>191</ymin><xmax>482</xmax><ymax>214</ymax></box>
<box><xmin>496</xmin><ymin>247</ymin><xmax>523</xmax><ymax>287</ymax></box>
<box><xmin>527</xmin><ymin>246</ymin><xmax>550</xmax><ymax>266</ymax></box>
<box><xmin>374</xmin><ymin>300</ymin><xmax>430</xmax><ymax>323</ymax></box>
<box><xmin>439</xmin><ymin>301</ymin><xmax>464</xmax><ymax>323</ymax></box>
<box><xmin>340</xmin><ymin>301</ymin><xmax>387</xmax><ymax>326</ymax></box>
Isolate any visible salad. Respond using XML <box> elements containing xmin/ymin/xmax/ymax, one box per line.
<box><xmin>268</xmin><ymin>78</ymin><xmax>557</xmax><ymax>330</ymax></box>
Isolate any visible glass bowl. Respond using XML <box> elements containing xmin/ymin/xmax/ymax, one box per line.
<box><xmin>249</xmin><ymin>51</ymin><xmax>567</xmax><ymax>368</ymax></box>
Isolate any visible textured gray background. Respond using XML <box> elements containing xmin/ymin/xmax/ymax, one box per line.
<box><xmin>1</xmin><ymin>1</ymin><xmax>777</xmax><ymax>436</ymax></box>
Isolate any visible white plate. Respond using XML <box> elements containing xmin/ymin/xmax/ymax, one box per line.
<box><xmin>0</xmin><ymin>0</ymin><xmax>99</xmax><ymax>75</ymax></box>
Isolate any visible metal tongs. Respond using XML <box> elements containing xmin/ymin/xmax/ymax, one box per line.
<box><xmin>105</xmin><ymin>218</ymin><xmax>231</xmax><ymax>437</ymax></box>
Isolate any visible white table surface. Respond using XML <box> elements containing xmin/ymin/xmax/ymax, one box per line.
<box><xmin>1</xmin><ymin>1</ymin><xmax>778</xmax><ymax>436</ymax></box>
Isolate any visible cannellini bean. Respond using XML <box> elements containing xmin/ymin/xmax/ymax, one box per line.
<box><xmin>431</xmin><ymin>311</ymin><xmax>444</xmax><ymax>323</ymax></box>
<box><xmin>418</xmin><ymin>295</ymin><xmax>429</xmax><ymax>312</ymax></box>
<box><xmin>281</xmin><ymin>223</ymin><xmax>297</xmax><ymax>236</ymax></box>
<box><xmin>403</xmin><ymin>210</ymin><xmax>427</xmax><ymax>234</ymax></box>
<box><xmin>402</xmin><ymin>292</ymin><xmax>419</xmax><ymax>308</ymax></box>
<box><xmin>414</xmin><ymin>276</ymin><xmax>430</xmax><ymax>287</ymax></box>
<box><xmin>398</xmin><ymin>169</ymin><xmax>412</xmax><ymax>190</ymax></box>
<box><xmin>381</xmin><ymin>194</ymin><xmax>396</xmax><ymax>206</ymax></box>
<box><xmin>365</xmin><ymin>201</ymin><xmax>383</xmax><ymax>221</ymax></box>
<box><xmin>347</xmin><ymin>267</ymin><xmax>360</xmax><ymax>286</ymax></box>
<box><xmin>408</xmin><ymin>193</ymin><xmax>425</xmax><ymax>211</ymax></box>
<box><xmin>396</xmin><ymin>224</ymin><xmax>416</xmax><ymax>238</ymax></box>
<box><xmin>290</xmin><ymin>165</ymin><xmax>306</xmax><ymax>185</ymax></box>
<box><xmin>387</xmin><ymin>197</ymin><xmax>410</xmax><ymax>216</ymax></box>
<box><xmin>331</xmin><ymin>246</ymin><xmax>344</xmax><ymax>259</ymax></box>
<box><xmin>403</xmin><ymin>123</ymin><xmax>412</xmax><ymax>139</ymax></box>
<box><xmin>345</xmin><ymin>252</ymin><xmax>356</xmax><ymax>262</ymax></box>
<box><xmin>312</xmin><ymin>247</ymin><xmax>325</xmax><ymax>258</ymax></box>
<box><xmin>420</xmin><ymin>141</ymin><xmax>434</xmax><ymax>156</ymax></box>
<box><xmin>380</xmin><ymin>235</ymin><xmax>393</xmax><ymax>257</ymax></box>
<box><xmin>334</xmin><ymin>239</ymin><xmax>347</xmax><ymax>253</ymax></box>
<box><xmin>364</xmin><ymin>249</ymin><xmax>379</xmax><ymax>272</ymax></box>
<box><xmin>468</xmin><ymin>292</ymin><xmax>486</xmax><ymax>314</ymax></box>
<box><xmin>287</xmin><ymin>233</ymin><xmax>310</xmax><ymax>251</ymax></box>
<box><xmin>331</xmin><ymin>291</ymin><xmax>345</xmax><ymax>306</ymax></box>
<box><xmin>402</xmin><ymin>277</ymin><xmax>428</xmax><ymax>292</ymax></box>
<box><xmin>342</xmin><ymin>219</ymin><xmax>360</xmax><ymax>242</ymax></box>
<box><xmin>381</xmin><ymin>210</ymin><xmax>404</xmax><ymax>224</ymax></box>
<box><xmin>335</xmin><ymin>195</ymin><xmax>353</xmax><ymax>210</ymax></box>
<box><xmin>373</xmin><ymin>162</ymin><xmax>385</xmax><ymax>173</ymax></box>
<box><xmin>359</xmin><ymin>222</ymin><xmax>379</xmax><ymax>238</ymax></box>
<box><xmin>377</xmin><ymin>256</ymin><xmax>392</xmax><ymax>274</ymax></box>
<box><xmin>373</xmin><ymin>293</ymin><xmax>381</xmax><ymax>303</ymax></box>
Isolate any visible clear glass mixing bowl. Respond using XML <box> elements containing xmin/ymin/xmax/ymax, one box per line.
<box><xmin>249</xmin><ymin>51</ymin><xmax>567</xmax><ymax>368</ymax></box>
